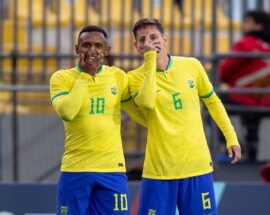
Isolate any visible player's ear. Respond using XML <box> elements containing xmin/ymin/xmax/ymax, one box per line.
<box><xmin>75</xmin><ymin>44</ymin><xmax>79</xmax><ymax>54</ymax></box>
<box><xmin>134</xmin><ymin>40</ymin><xmax>139</xmax><ymax>51</ymax></box>
<box><xmin>104</xmin><ymin>46</ymin><xmax>111</xmax><ymax>56</ymax></box>
<box><xmin>163</xmin><ymin>34</ymin><xmax>167</xmax><ymax>43</ymax></box>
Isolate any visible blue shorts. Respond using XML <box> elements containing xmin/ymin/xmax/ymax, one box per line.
<box><xmin>57</xmin><ymin>172</ymin><xmax>130</xmax><ymax>215</ymax></box>
<box><xmin>138</xmin><ymin>173</ymin><xmax>217</xmax><ymax>215</ymax></box>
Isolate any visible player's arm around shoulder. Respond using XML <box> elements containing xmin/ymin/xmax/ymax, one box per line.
<box><xmin>112</xmin><ymin>66</ymin><xmax>147</xmax><ymax>127</ymax></box>
<box><xmin>50</xmin><ymin>69</ymin><xmax>89</xmax><ymax>122</ymax></box>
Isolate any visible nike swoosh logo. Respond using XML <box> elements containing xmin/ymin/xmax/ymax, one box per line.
<box><xmin>156</xmin><ymin>89</ymin><xmax>161</xmax><ymax>92</ymax></box>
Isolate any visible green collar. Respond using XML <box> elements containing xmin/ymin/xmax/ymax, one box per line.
<box><xmin>75</xmin><ymin>65</ymin><xmax>103</xmax><ymax>74</ymax></box>
<box><xmin>156</xmin><ymin>55</ymin><xmax>173</xmax><ymax>73</ymax></box>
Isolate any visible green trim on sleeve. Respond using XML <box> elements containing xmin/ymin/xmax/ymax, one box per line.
<box><xmin>200</xmin><ymin>88</ymin><xmax>214</xmax><ymax>99</ymax></box>
<box><xmin>51</xmin><ymin>91</ymin><xmax>70</xmax><ymax>101</ymax></box>
<box><xmin>131</xmin><ymin>92</ymin><xmax>139</xmax><ymax>107</ymax></box>
<box><xmin>132</xmin><ymin>92</ymin><xmax>139</xmax><ymax>99</ymax></box>
<box><xmin>121</xmin><ymin>96</ymin><xmax>132</xmax><ymax>103</ymax></box>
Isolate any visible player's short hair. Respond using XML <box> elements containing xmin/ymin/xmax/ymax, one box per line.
<box><xmin>78</xmin><ymin>25</ymin><xmax>108</xmax><ymax>39</ymax></box>
<box><xmin>244</xmin><ymin>10</ymin><xmax>270</xmax><ymax>30</ymax></box>
<box><xmin>133</xmin><ymin>18</ymin><xmax>164</xmax><ymax>38</ymax></box>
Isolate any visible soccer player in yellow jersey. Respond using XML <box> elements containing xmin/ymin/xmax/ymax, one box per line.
<box><xmin>50</xmin><ymin>26</ymin><xmax>147</xmax><ymax>215</ymax></box>
<box><xmin>128</xmin><ymin>18</ymin><xmax>242</xmax><ymax>215</ymax></box>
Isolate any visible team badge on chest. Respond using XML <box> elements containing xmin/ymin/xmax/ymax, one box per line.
<box><xmin>111</xmin><ymin>86</ymin><xmax>117</xmax><ymax>95</ymax></box>
<box><xmin>187</xmin><ymin>80</ymin><xmax>194</xmax><ymax>88</ymax></box>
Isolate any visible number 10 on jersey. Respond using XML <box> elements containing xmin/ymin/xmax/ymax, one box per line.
<box><xmin>89</xmin><ymin>97</ymin><xmax>105</xmax><ymax>114</ymax></box>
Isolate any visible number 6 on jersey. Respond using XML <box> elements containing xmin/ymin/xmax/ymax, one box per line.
<box><xmin>172</xmin><ymin>93</ymin><xmax>183</xmax><ymax>110</ymax></box>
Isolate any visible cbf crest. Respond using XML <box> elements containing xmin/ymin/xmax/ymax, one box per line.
<box><xmin>60</xmin><ymin>206</ymin><xmax>68</xmax><ymax>215</ymax></box>
<box><xmin>148</xmin><ymin>209</ymin><xmax>156</xmax><ymax>215</ymax></box>
<box><xmin>111</xmin><ymin>86</ymin><xmax>117</xmax><ymax>95</ymax></box>
<box><xmin>187</xmin><ymin>79</ymin><xmax>194</xmax><ymax>88</ymax></box>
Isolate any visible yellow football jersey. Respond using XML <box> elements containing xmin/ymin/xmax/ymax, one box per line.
<box><xmin>50</xmin><ymin>65</ymin><xmax>136</xmax><ymax>172</ymax></box>
<box><xmin>128</xmin><ymin>55</ymin><xmax>239</xmax><ymax>179</ymax></box>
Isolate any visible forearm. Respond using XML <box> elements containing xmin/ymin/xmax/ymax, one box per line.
<box><xmin>52</xmin><ymin>74</ymin><xmax>89</xmax><ymax>121</ymax></box>
<box><xmin>203</xmin><ymin>93</ymin><xmax>239</xmax><ymax>148</ymax></box>
<box><xmin>134</xmin><ymin>50</ymin><xmax>157</xmax><ymax>109</ymax></box>
<box><xmin>121</xmin><ymin>99</ymin><xmax>147</xmax><ymax>127</ymax></box>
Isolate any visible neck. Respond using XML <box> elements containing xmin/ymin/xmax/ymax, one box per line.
<box><xmin>77</xmin><ymin>65</ymin><xmax>101</xmax><ymax>76</ymax></box>
<box><xmin>85</xmin><ymin>69</ymin><xmax>98</xmax><ymax>76</ymax></box>
<box><xmin>157</xmin><ymin>52</ymin><xmax>169</xmax><ymax>71</ymax></box>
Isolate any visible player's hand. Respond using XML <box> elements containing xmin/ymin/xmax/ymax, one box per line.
<box><xmin>142</xmin><ymin>39</ymin><xmax>159</xmax><ymax>53</ymax></box>
<box><xmin>227</xmin><ymin>145</ymin><xmax>241</xmax><ymax>164</ymax></box>
<box><xmin>78</xmin><ymin>52</ymin><xmax>104</xmax><ymax>74</ymax></box>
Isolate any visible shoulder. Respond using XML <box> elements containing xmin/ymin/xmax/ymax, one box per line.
<box><xmin>50</xmin><ymin>68</ymin><xmax>74</xmax><ymax>80</ymax></box>
<box><xmin>172</xmin><ymin>56</ymin><xmax>202</xmax><ymax>68</ymax></box>
<box><xmin>107</xmin><ymin>66</ymin><xmax>127</xmax><ymax>79</ymax></box>
<box><xmin>109</xmin><ymin>66</ymin><xmax>126</xmax><ymax>74</ymax></box>
<box><xmin>127</xmin><ymin>65</ymin><xmax>144</xmax><ymax>78</ymax></box>
<box><xmin>50</xmin><ymin>69</ymin><xmax>68</xmax><ymax>82</ymax></box>
<box><xmin>50</xmin><ymin>68</ymin><xmax>76</xmax><ymax>86</ymax></box>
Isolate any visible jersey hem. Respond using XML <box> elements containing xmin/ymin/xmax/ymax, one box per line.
<box><xmin>142</xmin><ymin>168</ymin><xmax>213</xmax><ymax>180</ymax></box>
<box><xmin>60</xmin><ymin>168</ymin><xmax>126</xmax><ymax>173</ymax></box>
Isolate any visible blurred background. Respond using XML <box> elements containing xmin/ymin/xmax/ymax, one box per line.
<box><xmin>0</xmin><ymin>0</ymin><xmax>270</xmax><ymax>214</ymax></box>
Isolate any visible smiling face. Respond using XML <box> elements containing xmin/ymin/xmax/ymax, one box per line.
<box><xmin>134</xmin><ymin>25</ymin><xmax>167</xmax><ymax>55</ymax></box>
<box><xmin>75</xmin><ymin>31</ymin><xmax>110</xmax><ymax>60</ymax></box>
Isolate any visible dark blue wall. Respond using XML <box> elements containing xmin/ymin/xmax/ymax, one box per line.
<box><xmin>0</xmin><ymin>182</ymin><xmax>270</xmax><ymax>215</ymax></box>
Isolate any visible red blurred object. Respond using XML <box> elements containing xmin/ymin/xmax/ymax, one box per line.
<box><xmin>259</xmin><ymin>162</ymin><xmax>270</xmax><ymax>182</ymax></box>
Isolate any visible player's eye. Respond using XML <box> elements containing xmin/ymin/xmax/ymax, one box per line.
<box><xmin>150</xmin><ymin>35</ymin><xmax>157</xmax><ymax>40</ymax></box>
<box><xmin>139</xmin><ymin>37</ymin><xmax>145</xmax><ymax>43</ymax></box>
<box><xmin>95</xmin><ymin>43</ymin><xmax>102</xmax><ymax>48</ymax></box>
<box><xmin>82</xmin><ymin>43</ymin><xmax>91</xmax><ymax>48</ymax></box>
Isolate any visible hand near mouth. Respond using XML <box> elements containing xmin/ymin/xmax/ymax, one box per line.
<box><xmin>78</xmin><ymin>52</ymin><xmax>104</xmax><ymax>75</ymax></box>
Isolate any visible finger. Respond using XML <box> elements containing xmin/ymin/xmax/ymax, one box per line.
<box><xmin>227</xmin><ymin>147</ymin><xmax>233</xmax><ymax>158</ymax></box>
<box><xmin>78</xmin><ymin>53</ymin><xmax>85</xmax><ymax>67</ymax></box>
<box><xmin>231</xmin><ymin>156</ymin><xmax>239</xmax><ymax>164</ymax></box>
<box><xmin>231</xmin><ymin>147</ymin><xmax>241</xmax><ymax>164</ymax></box>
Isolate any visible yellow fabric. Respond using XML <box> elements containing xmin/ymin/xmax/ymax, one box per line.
<box><xmin>128</xmin><ymin>56</ymin><xmax>239</xmax><ymax>179</ymax></box>
<box><xmin>50</xmin><ymin>66</ymin><xmax>145</xmax><ymax>172</ymax></box>
<box><xmin>202</xmin><ymin>93</ymin><xmax>239</xmax><ymax>148</ymax></box>
<box><xmin>133</xmin><ymin>51</ymin><xmax>157</xmax><ymax>110</ymax></box>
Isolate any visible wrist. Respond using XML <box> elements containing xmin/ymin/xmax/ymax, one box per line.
<box><xmin>144</xmin><ymin>50</ymin><xmax>157</xmax><ymax>55</ymax></box>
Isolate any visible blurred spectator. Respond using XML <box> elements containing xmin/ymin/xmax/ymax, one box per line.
<box><xmin>88</xmin><ymin>0</ymin><xmax>100</xmax><ymax>13</ymax></box>
<box><xmin>259</xmin><ymin>162</ymin><xmax>270</xmax><ymax>183</ymax></box>
<box><xmin>174</xmin><ymin>0</ymin><xmax>183</xmax><ymax>12</ymax></box>
<box><xmin>219</xmin><ymin>10</ymin><xmax>270</xmax><ymax>161</ymax></box>
<box><xmin>132</xmin><ymin>0</ymin><xmax>142</xmax><ymax>15</ymax></box>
